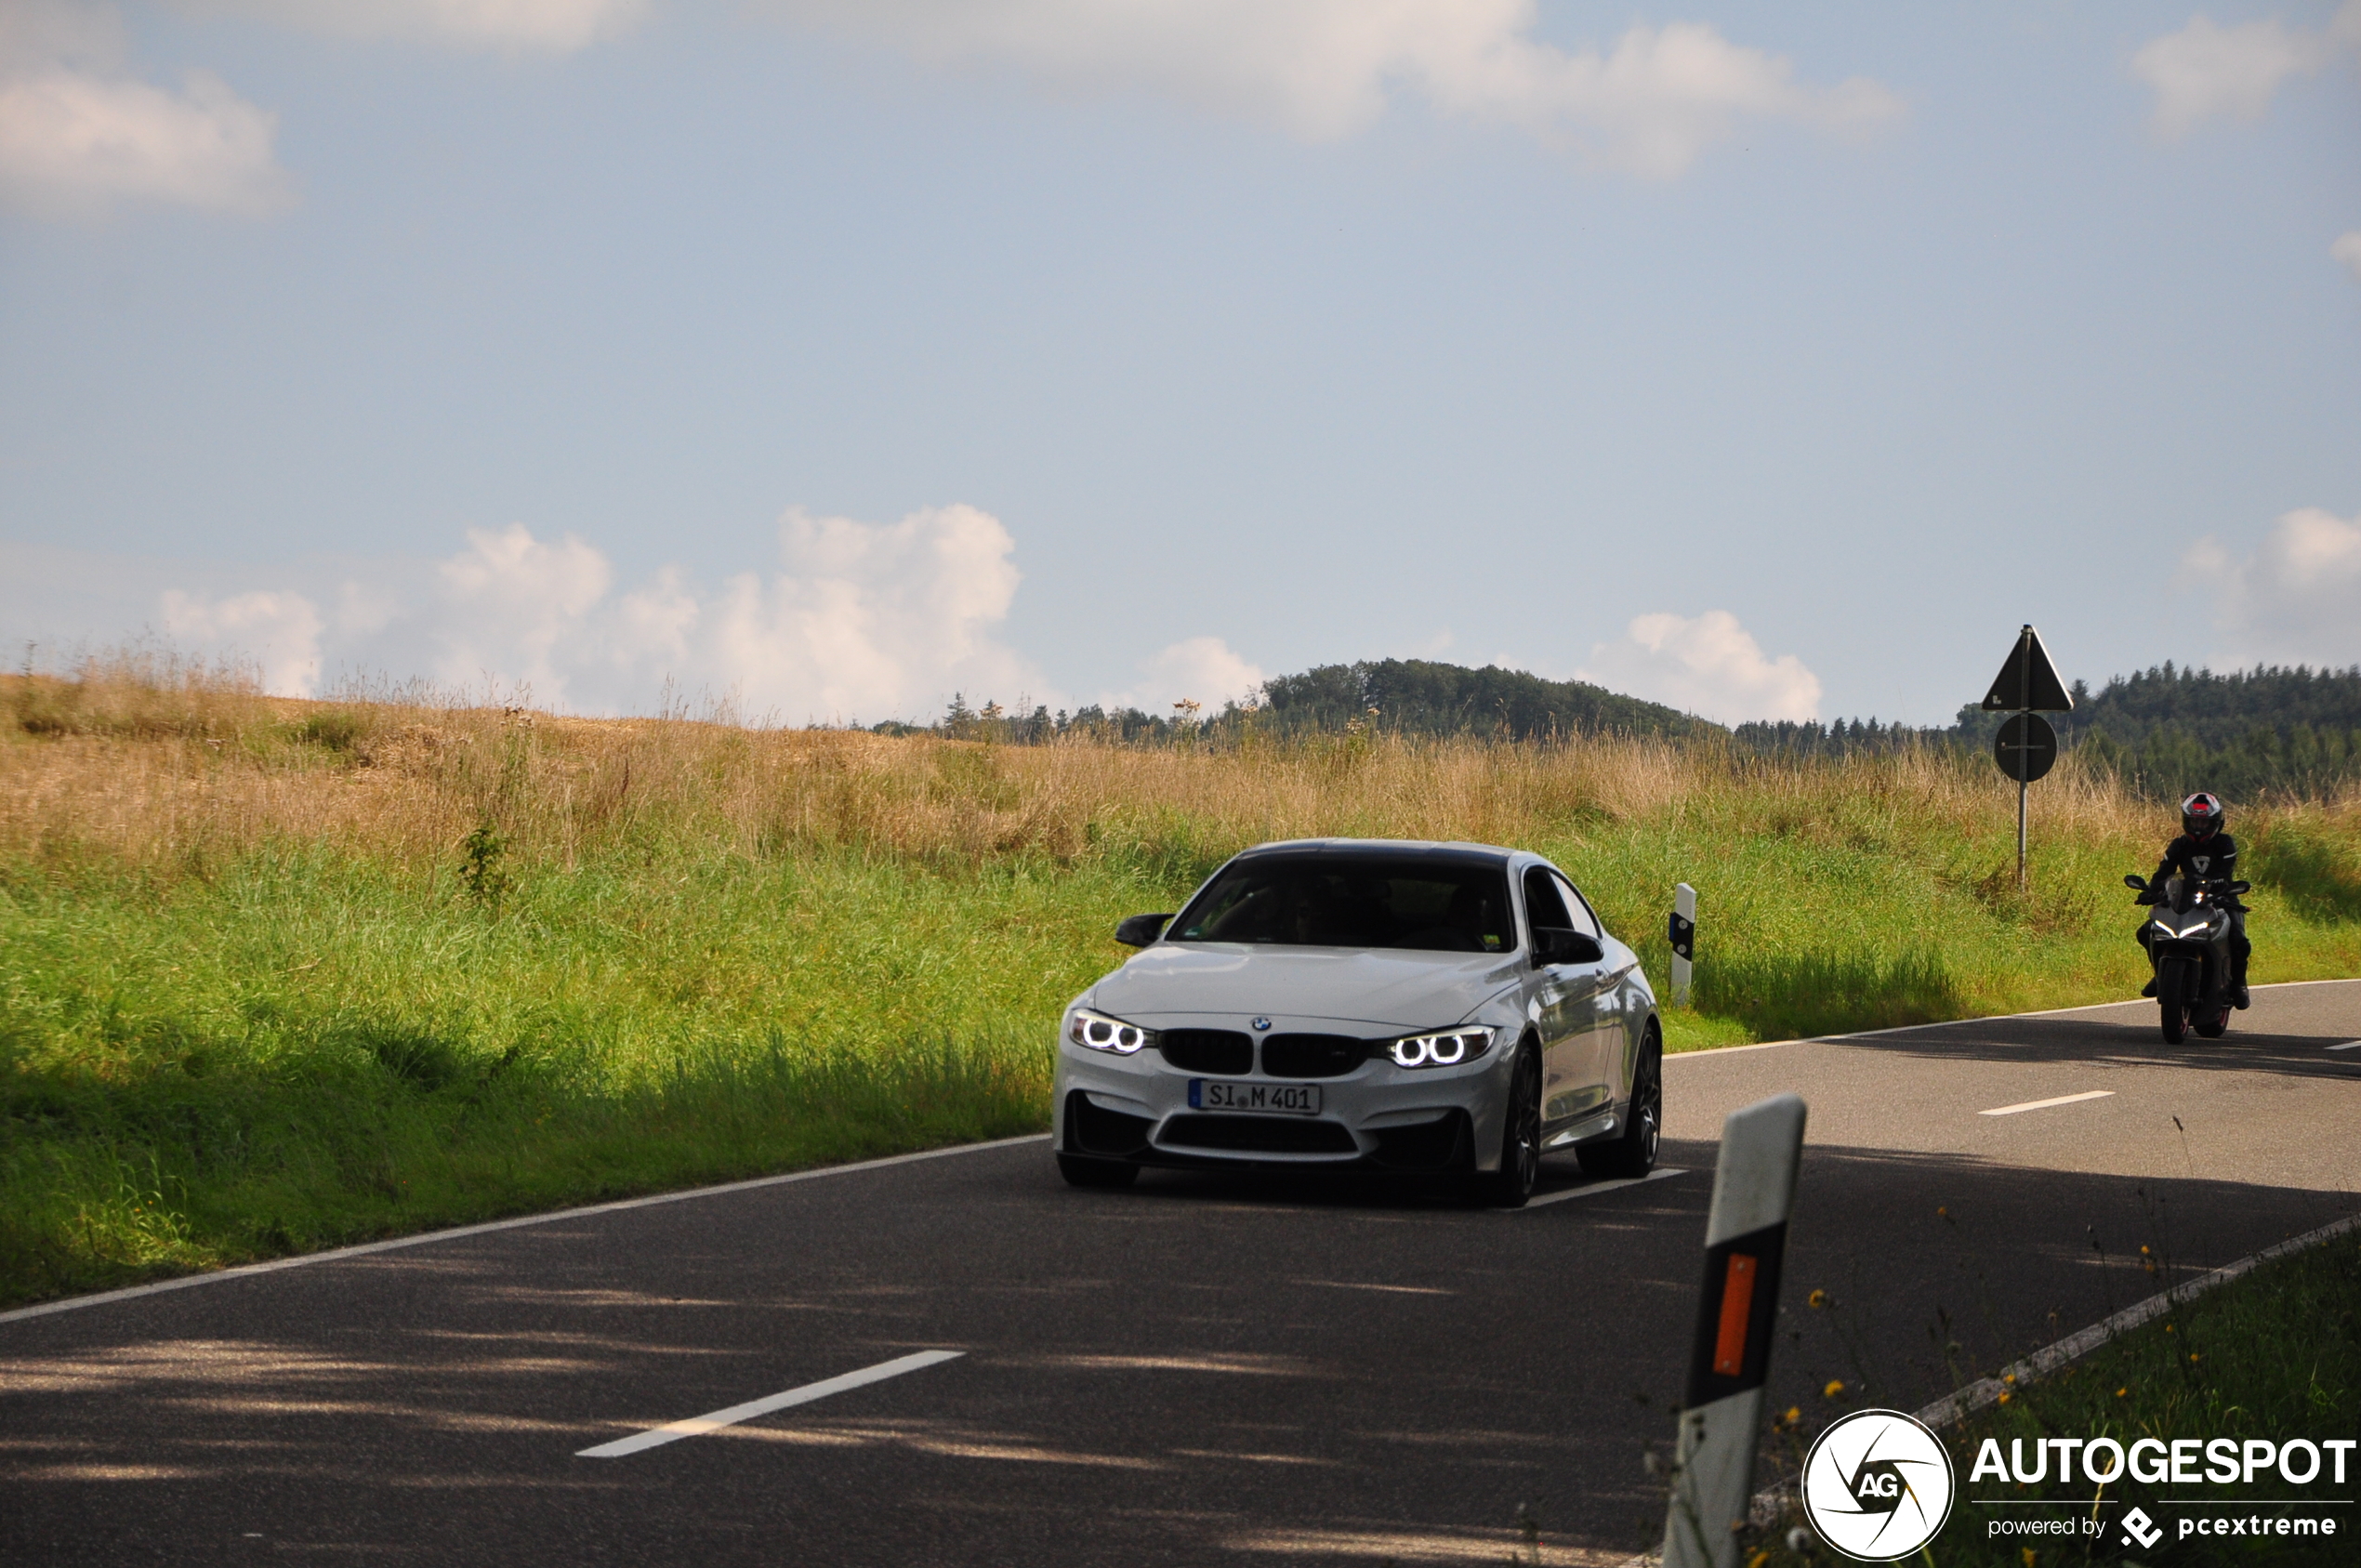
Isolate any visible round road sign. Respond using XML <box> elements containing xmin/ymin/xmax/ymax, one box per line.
<box><xmin>1993</xmin><ymin>713</ymin><xmax>2057</xmax><ymax>783</ymax></box>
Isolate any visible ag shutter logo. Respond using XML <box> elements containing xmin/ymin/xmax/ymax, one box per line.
<box><xmin>1801</xmin><ymin>1409</ymin><xmax>1957</xmax><ymax>1561</ymax></box>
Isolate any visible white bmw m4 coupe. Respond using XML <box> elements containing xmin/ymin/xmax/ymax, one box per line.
<box><xmin>1052</xmin><ymin>838</ymin><xmax>1663</xmax><ymax>1207</ymax></box>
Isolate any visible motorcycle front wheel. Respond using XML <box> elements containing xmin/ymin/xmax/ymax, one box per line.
<box><xmin>2158</xmin><ymin>961</ymin><xmax>2192</xmax><ymax>1044</ymax></box>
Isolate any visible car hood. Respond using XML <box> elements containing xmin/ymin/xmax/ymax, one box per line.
<box><xmin>1088</xmin><ymin>943</ymin><xmax>1521</xmax><ymax>1031</ymax></box>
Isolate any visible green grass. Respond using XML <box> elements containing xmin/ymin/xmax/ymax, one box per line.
<box><xmin>3</xmin><ymin>673</ymin><xmax>2355</xmax><ymax>1308</ymax></box>
<box><xmin>0</xmin><ymin>847</ymin><xmax>1160</xmax><ymax>1305</ymax></box>
<box><xmin>1746</xmin><ymin>1226</ymin><xmax>2361</xmax><ymax>1565</ymax></box>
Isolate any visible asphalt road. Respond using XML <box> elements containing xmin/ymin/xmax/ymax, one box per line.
<box><xmin>4</xmin><ymin>982</ymin><xmax>2356</xmax><ymax>1567</ymax></box>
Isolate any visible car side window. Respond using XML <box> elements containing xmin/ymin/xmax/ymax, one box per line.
<box><xmin>1522</xmin><ymin>866</ymin><xmax>1572</xmax><ymax>940</ymax></box>
<box><xmin>1553</xmin><ymin>876</ymin><xmax>1602</xmax><ymax>941</ymax></box>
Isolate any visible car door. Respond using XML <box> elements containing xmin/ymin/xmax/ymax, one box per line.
<box><xmin>1553</xmin><ymin>873</ymin><xmax>1627</xmax><ymax>1112</ymax></box>
<box><xmin>1522</xmin><ymin>866</ymin><xmax>1610</xmax><ymax>1130</ymax></box>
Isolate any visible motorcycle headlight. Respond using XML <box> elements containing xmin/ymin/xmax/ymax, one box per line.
<box><xmin>1067</xmin><ymin>1008</ymin><xmax>1153</xmax><ymax>1055</ymax></box>
<box><xmin>1389</xmin><ymin>1027</ymin><xmax>1497</xmax><ymax>1069</ymax></box>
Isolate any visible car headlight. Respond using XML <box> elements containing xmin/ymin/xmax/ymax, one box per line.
<box><xmin>1389</xmin><ymin>1027</ymin><xmax>1496</xmax><ymax>1069</ymax></box>
<box><xmin>1068</xmin><ymin>1008</ymin><xmax>1154</xmax><ymax>1055</ymax></box>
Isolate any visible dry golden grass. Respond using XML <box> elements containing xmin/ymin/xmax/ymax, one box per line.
<box><xmin>2</xmin><ymin>655</ymin><xmax>2177</xmax><ymax>882</ymax></box>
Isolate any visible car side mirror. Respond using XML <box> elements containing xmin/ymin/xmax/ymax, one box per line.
<box><xmin>2123</xmin><ymin>875</ymin><xmax>2149</xmax><ymax>890</ymax></box>
<box><xmin>1532</xmin><ymin>927</ymin><xmax>1603</xmax><ymax>967</ymax></box>
<box><xmin>1115</xmin><ymin>913</ymin><xmax>1174</xmax><ymax>947</ymax></box>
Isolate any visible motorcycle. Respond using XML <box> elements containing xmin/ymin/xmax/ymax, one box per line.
<box><xmin>2124</xmin><ymin>872</ymin><xmax>2249</xmax><ymax>1044</ymax></box>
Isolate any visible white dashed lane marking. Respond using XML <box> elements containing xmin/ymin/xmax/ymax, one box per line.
<box><xmin>1979</xmin><ymin>1090</ymin><xmax>2116</xmax><ymax>1117</ymax></box>
<box><xmin>575</xmin><ymin>1351</ymin><xmax>965</xmax><ymax>1458</ymax></box>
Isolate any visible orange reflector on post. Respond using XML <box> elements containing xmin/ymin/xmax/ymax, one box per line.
<box><xmin>1712</xmin><ymin>1253</ymin><xmax>1758</xmax><ymax>1377</ymax></box>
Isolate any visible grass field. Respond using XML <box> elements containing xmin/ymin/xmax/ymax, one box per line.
<box><xmin>4</xmin><ymin>658</ymin><xmax>2357</xmax><ymax>1308</ymax></box>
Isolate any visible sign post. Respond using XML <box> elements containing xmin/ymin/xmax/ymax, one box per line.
<box><xmin>1668</xmin><ymin>883</ymin><xmax>1695</xmax><ymax>1009</ymax></box>
<box><xmin>1660</xmin><ymin>1092</ymin><xmax>1807</xmax><ymax>1568</ymax></box>
<box><xmin>1979</xmin><ymin>625</ymin><xmax>2073</xmax><ymax>891</ymax></box>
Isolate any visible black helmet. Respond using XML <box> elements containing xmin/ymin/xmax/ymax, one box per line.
<box><xmin>2182</xmin><ymin>791</ymin><xmax>2224</xmax><ymax>840</ymax></box>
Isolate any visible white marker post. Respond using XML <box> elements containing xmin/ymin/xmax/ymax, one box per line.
<box><xmin>1669</xmin><ymin>884</ymin><xmax>1696</xmax><ymax>1009</ymax></box>
<box><xmin>1661</xmin><ymin>1093</ymin><xmax>1807</xmax><ymax>1568</ymax></box>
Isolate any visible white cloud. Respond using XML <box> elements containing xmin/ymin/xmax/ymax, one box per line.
<box><xmin>1099</xmin><ymin>635</ymin><xmax>1267</xmax><ymax>718</ymax></box>
<box><xmin>431</xmin><ymin>523</ymin><xmax>615</xmax><ymax>704</ymax></box>
<box><xmin>1575</xmin><ymin>609</ymin><xmax>1821</xmax><ymax>724</ymax></box>
<box><xmin>686</xmin><ymin>504</ymin><xmax>1039</xmax><ymax>720</ymax></box>
<box><xmin>160</xmin><ymin>587</ymin><xmax>325</xmax><ymax>695</ymax></box>
<box><xmin>769</xmin><ymin>0</ymin><xmax>1903</xmax><ymax>177</ymax></box>
<box><xmin>0</xmin><ymin>3</ymin><xmax>288</xmax><ymax>216</ymax></box>
<box><xmin>148</xmin><ymin>506</ymin><xmax>1057</xmax><ymax>722</ymax></box>
<box><xmin>171</xmin><ymin>0</ymin><xmax>647</xmax><ymax>52</ymax></box>
<box><xmin>2130</xmin><ymin>5</ymin><xmax>2360</xmax><ymax>138</ymax></box>
<box><xmin>2182</xmin><ymin>507</ymin><xmax>2361</xmax><ymax>667</ymax></box>
<box><xmin>2336</xmin><ymin>231</ymin><xmax>2361</xmax><ymax>281</ymax></box>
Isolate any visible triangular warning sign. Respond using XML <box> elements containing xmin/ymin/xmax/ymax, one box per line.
<box><xmin>1980</xmin><ymin>625</ymin><xmax>2074</xmax><ymax>712</ymax></box>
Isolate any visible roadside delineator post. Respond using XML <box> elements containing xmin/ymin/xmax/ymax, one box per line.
<box><xmin>1668</xmin><ymin>883</ymin><xmax>1696</xmax><ymax>1009</ymax></box>
<box><xmin>1661</xmin><ymin>1092</ymin><xmax>1808</xmax><ymax>1568</ymax></box>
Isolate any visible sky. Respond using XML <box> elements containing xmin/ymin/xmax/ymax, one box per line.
<box><xmin>2</xmin><ymin>0</ymin><xmax>2356</xmax><ymax>727</ymax></box>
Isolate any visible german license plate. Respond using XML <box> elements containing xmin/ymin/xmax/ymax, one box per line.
<box><xmin>1189</xmin><ymin>1080</ymin><xmax>1321</xmax><ymax>1115</ymax></box>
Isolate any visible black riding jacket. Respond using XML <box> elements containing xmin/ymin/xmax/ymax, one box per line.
<box><xmin>2153</xmin><ymin>832</ymin><xmax>2237</xmax><ymax>889</ymax></box>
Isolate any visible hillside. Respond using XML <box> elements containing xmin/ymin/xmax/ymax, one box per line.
<box><xmin>1257</xmin><ymin>659</ymin><xmax>1711</xmax><ymax>741</ymax></box>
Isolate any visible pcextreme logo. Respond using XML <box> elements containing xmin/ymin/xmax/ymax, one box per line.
<box><xmin>1800</xmin><ymin>1409</ymin><xmax>1957</xmax><ymax>1561</ymax></box>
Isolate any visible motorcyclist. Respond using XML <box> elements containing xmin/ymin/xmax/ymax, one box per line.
<box><xmin>2136</xmin><ymin>791</ymin><xmax>2249</xmax><ymax>1008</ymax></box>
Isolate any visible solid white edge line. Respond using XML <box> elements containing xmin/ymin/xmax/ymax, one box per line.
<box><xmin>0</xmin><ymin>1136</ymin><xmax>1051</xmax><ymax>1327</ymax></box>
<box><xmin>2328</xmin><ymin>1041</ymin><xmax>2361</xmax><ymax>1052</ymax></box>
<box><xmin>1912</xmin><ymin>1209</ymin><xmax>2361</xmax><ymax>1429</ymax></box>
<box><xmin>1514</xmin><ymin>1166</ymin><xmax>1688</xmax><ymax>1210</ymax></box>
<box><xmin>576</xmin><ymin>1350</ymin><xmax>964</xmax><ymax>1458</ymax></box>
<box><xmin>1614</xmin><ymin>1206</ymin><xmax>2361</xmax><ymax>1568</ymax></box>
<box><xmin>1665</xmin><ymin>976</ymin><xmax>2361</xmax><ymax>1062</ymax></box>
<box><xmin>1978</xmin><ymin>1089</ymin><xmax>2116</xmax><ymax>1117</ymax></box>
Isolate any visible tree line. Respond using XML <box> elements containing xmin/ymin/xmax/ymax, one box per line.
<box><xmin>893</xmin><ymin>659</ymin><xmax>2361</xmax><ymax>800</ymax></box>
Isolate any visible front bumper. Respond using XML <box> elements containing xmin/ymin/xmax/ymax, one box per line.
<box><xmin>1051</xmin><ymin>1020</ymin><xmax>1515</xmax><ymax>1172</ymax></box>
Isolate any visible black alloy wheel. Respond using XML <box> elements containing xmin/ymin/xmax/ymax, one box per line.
<box><xmin>1057</xmin><ymin>1153</ymin><xmax>1139</xmax><ymax>1189</ymax></box>
<box><xmin>1579</xmin><ymin>1033</ymin><xmax>1662</xmax><ymax>1179</ymax></box>
<box><xmin>1473</xmin><ymin>1048</ymin><xmax>1542</xmax><ymax>1208</ymax></box>
<box><xmin>2157</xmin><ymin>961</ymin><xmax>2191</xmax><ymax>1045</ymax></box>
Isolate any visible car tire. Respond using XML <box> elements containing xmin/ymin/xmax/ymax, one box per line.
<box><xmin>1471</xmin><ymin>1046</ymin><xmax>1542</xmax><ymax>1209</ymax></box>
<box><xmin>1578</xmin><ymin>1030</ymin><xmax>1662</xmax><ymax>1179</ymax></box>
<box><xmin>2158</xmin><ymin>961</ymin><xmax>2190</xmax><ymax>1045</ymax></box>
<box><xmin>1057</xmin><ymin>1154</ymin><xmax>1139</xmax><ymax>1189</ymax></box>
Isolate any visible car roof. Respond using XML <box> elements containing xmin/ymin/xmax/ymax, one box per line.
<box><xmin>1229</xmin><ymin>837</ymin><xmax>1522</xmax><ymax>868</ymax></box>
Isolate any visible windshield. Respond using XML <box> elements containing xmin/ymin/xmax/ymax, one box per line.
<box><xmin>1168</xmin><ymin>856</ymin><xmax>1515</xmax><ymax>953</ymax></box>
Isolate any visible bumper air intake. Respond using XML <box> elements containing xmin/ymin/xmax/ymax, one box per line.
<box><xmin>1065</xmin><ymin>1091</ymin><xmax>1154</xmax><ymax>1157</ymax></box>
<box><xmin>1157</xmin><ymin>1114</ymin><xmax>1359</xmax><ymax>1155</ymax></box>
